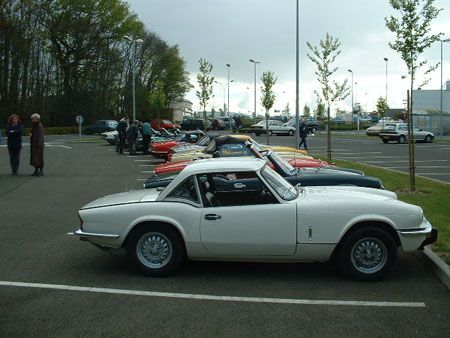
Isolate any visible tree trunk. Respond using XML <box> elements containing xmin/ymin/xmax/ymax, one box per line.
<box><xmin>327</xmin><ymin>105</ymin><xmax>331</xmax><ymax>163</ymax></box>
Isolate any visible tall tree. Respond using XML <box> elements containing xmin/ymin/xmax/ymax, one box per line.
<box><xmin>260</xmin><ymin>71</ymin><xmax>277</xmax><ymax>145</ymax></box>
<box><xmin>385</xmin><ymin>0</ymin><xmax>443</xmax><ymax>191</ymax></box>
<box><xmin>375</xmin><ymin>96</ymin><xmax>389</xmax><ymax>118</ymax></box>
<box><xmin>307</xmin><ymin>33</ymin><xmax>350</xmax><ymax>162</ymax></box>
<box><xmin>303</xmin><ymin>104</ymin><xmax>311</xmax><ymax>117</ymax></box>
<box><xmin>196</xmin><ymin>58</ymin><xmax>214</xmax><ymax>123</ymax></box>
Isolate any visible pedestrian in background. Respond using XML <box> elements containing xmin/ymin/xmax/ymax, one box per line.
<box><xmin>116</xmin><ymin>116</ymin><xmax>129</xmax><ymax>154</ymax></box>
<box><xmin>141</xmin><ymin>120</ymin><xmax>152</xmax><ymax>155</ymax></box>
<box><xmin>299</xmin><ymin>119</ymin><xmax>308</xmax><ymax>151</ymax></box>
<box><xmin>30</xmin><ymin>113</ymin><xmax>45</xmax><ymax>176</ymax></box>
<box><xmin>127</xmin><ymin>120</ymin><xmax>139</xmax><ymax>155</ymax></box>
<box><xmin>5</xmin><ymin>114</ymin><xmax>24</xmax><ymax>175</ymax></box>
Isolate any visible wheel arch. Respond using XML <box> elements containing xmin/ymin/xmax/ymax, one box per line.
<box><xmin>330</xmin><ymin>220</ymin><xmax>400</xmax><ymax>261</ymax></box>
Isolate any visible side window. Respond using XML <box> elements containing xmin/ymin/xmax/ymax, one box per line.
<box><xmin>218</xmin><ymin>143</ymin><xmax>253</xmax><ymax>157</ymax></box>
<box><xmin>165</xmin><ymin>176</ymin><xmax>199</xmax><ymax>204</ymax></box>
<box><xmin>198</xmin><ymin>171</ymin><xmax>278</xmax><ymax>207</ymax></box>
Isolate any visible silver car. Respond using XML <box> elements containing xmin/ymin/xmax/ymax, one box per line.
<box><xmin>379</xmin><ymin>123</ymin><xmax>434</xmax><ymax>144</ymax></box>
<box><xmin>252</xmin><ymin>120</ymin><xmax>296</xmax><ymax>136</ymax></box>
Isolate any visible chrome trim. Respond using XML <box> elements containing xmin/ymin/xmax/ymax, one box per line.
<box><xmin>74</xmin><ymin>229</ymin><xmax>120</xmax><ymax>239</ymax></box>
<box><xmin>399</xmin><ymin>228</ymin><xmax>431</xmax><ymax>237</ymax></box>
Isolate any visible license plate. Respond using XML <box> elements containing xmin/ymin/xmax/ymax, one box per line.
<box><xmin>383</xmin><ymin>136</ymin><xmax>390</xmax><ymax>139</ymax></box>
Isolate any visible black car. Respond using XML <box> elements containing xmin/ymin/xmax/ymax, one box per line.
<box><xmin>144</xmin><ymin>144</ymin><xmax>383</xmax><ymax>190</ymax></box>
<box><xmin>181</xmin><ymin>118</ymin><xmax>212</xmax><ymax>131</ymax></box>
<box><xmin>86</xmin><ymin>120</ymin><xmax>118</xmax><ymax>134</ymax></box>
<box><xmin>285</xmin><ymin>118</ymin><xmax>320</xmax><ymax>133</ymax></box>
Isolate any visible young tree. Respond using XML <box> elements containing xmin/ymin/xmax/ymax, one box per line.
<box><xmin>303</xmin><ymin>104</ymin><xmax>311</xmax><ymax>117</ymax></box>
<box><xmin>385</xmin><ymin>0</ymin><xmax>443</xmax><ymax>191</ymax></box>
<box><xmin>260</xmin><ymin>71</ymin><xmax>277</xmax><ymax>145</ymax></box>
<box><xmin>315</xmin><ymin>96</ymin><xmax>326</xmax><ymax>120</ymax></box>
<box><xmin>196</xmin><ymin>58</ymin><xmax>214</xmax><ymax>124</ymax></box>
<box><xmin>375</xmin><ymin>96</ymin><xmax>389</xmax><ymax>118</ymax></box>
<box><xmin>307</xmin><ymin>33</ymin><xmax>350</xmax><ymax>162</ymax></box>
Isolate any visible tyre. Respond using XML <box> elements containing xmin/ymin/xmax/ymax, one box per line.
<box><xmin>398</xmin><ymin>135</ymin><xmax>406</xmax><ymax>144</ymax></box>
<box><xmin>382</xmin><ymin>139</ymin><xmax>388</xmax><ymax>144</ymax></box>
<box><xmin>268</xmin><ymin>130</ymin><xmax>273</xmax><ymax>136</ymax></box>
<box><xmin>255</xmin><ymin>132</ymin><xmax>260</xmax><ymax>136</ymax></box>
<box><xmin>425</xmin><ymin>135</ymin><xmax>432</xmax><ymax>143</ymax></box>
<box><xmin>338</xmin><ymin>227</ymin><xmax>397</xmax><ymax>281</ymax></box>
<box><xmin>311</xmin><ymin>127</ymin><xmax>317</xmax><ymax>134</ymax></box>
<box><xmin>127</xmin><ymin>224</ymin><xmax>184</xmax><ymax>276</ymax></box>
<box><xmin>288</xmin><ymin>130</ymin><xmax>293</xmax><ymax>136</ymax></box>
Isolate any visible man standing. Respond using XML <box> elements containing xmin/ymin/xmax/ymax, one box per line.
<box><xmin>30</xmin><ymin>113</ymin><xmax>45</xmax><ymax>176</ymax></box>
<box><xmin>116</xmin><ymin>116</ymin><xmax>128</xmax><ymax>154</ymax></box>
<box><xmin>299</xmin><ymin>119</ymin><xmax>308</xmax><ymax>151</ymax></box>
<box><xmin>127</xmin><ymin>120</ymin><xmax>139</xmax><ymax>155</ymax></box>
<box><xmin>141</xmin><ymin>120</ymin><xmax>152</xmax><ymax>155</ymax></box>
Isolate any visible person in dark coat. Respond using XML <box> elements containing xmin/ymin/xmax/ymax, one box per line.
<box><xmin>126</xmin><ymin>120</ymin><xmax>139</xmax><ymax>155</ymax></box>
<box><xmin>30</xmin><ymin>113</ymin><xmax>45</xmax><ymax>176</ymax></box>
<box><xmin>141</xmin><ymin>121</ymin><xmax>152</xmax><ymax>155</ymax></box>
<box><xmin>116</xmin><ymin>116</ymin><xmax>129</xmax><ymax>154</ymax></box>
<box><xmin>5</xmin><ymin>114</ymin><xmax>24</xmax><ymax>175</ymax></box>
<box><xmin>299</xmin><ymin>119</ymin><xmax>308</xmax><ymax>151</ymax></box>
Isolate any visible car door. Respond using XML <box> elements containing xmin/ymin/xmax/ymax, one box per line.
<box><xmin>198</xmin><ymin>172</ymin><xmax>297</xmax><ymax>256</ymax></box>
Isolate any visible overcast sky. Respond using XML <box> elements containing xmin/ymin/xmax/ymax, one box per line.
<box><xmin>127</xmin><ymin>0</ymin><xmax>450</xmax><ymax>116</ymax></box>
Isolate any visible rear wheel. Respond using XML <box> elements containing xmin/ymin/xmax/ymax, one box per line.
<box><xmin>425</xmin><ymin>135</ymin><xmax>432</xmax><ymax>143</ymax></box>
<box><xmin>255</xmin><ymin>132</ymin><xmax>260</xmax><ymax>136</ymax></box>
<box><xmin>398</xmin><ymin>135</ymin><xmax>406</xmax><ymax>144</ymax></box>
<box><xmin>311</xmin><ymin>127</ymin><xmax>317</xmax><ymax>134</ymax></box>
<box><xmin>382</xmin><ymin>139</ymin><xmax>388</xmax><ymax>144</ymax></box>
<box><xmin>288</xmin><ymin>130</ymin><xmax>294</xmax><ymax>136</ymax></box>
<box><xmin>339</xmin><ymin>227</ymin><xmax>397</xmax><ymax>281</ymax></box>
<box><xmin>127</xmin><ymin>224</ymin><xmax>184</xmax><ymax>276</ymax></box>
<box><xmin>268</xmin><ymin>130</ymin><xmax>273</xmax><ymax>136</ymax></box>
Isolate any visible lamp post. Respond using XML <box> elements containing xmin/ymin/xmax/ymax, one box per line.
<box><xmin>440</xmin><ymin>39</ymin><xmax>450</xmax><ymax>141</ymax></box>
<box><xmin>347</xmin><ymin>69</ymin><xmax>354</xmax><ymax>114</ymax></box>
<box><xmin>384</xmin><ymin>58</ymin><xmax>388</xmax><ymax>105</ymax></box>
<box><xmin>124</xmin><ymin>35</ymin><xmax>143</xmax><ymax>122</ymax></box>
<box><xmin>226</xmin><ymin>64</ymin><xmax>232</xmax><ymax>131</ymax></box>
<box><xmin>249</xmin><ymin>59</ymin><xmax>260</xmax><ymax>123</ymax></box>
<box><xmin>295</xmin><ymin>0</ymin><xmax>300</xmax><ymax>149</ymax></box>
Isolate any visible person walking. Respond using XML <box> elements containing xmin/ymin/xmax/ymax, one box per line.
<box><xmin>30</xmin><ymin>113</ymin><xmax>45</xmax><ymax>176</ymax></box>
<box><xmin>116</xmin><ymin>116</ymin><xmax>129</xmax><ymax>154</ymax></box>
<box><xmin>5</xmin><ymin>114</ymin><xmax>24</xmax><ymax>175</ymax></box>
<box><xmin>141</xmin><ymin>120</ymin><xmax>152</xmax><ymax>155</ymax></box>
<box><xmin>127</xmin><ymin>120</ymin><xmax>139</xmax><ymax>155</ymax></box>
<box><xmin>299</xmin><ymin>119</ymin><xmax>308</xmax><ymax>151</ymax></box>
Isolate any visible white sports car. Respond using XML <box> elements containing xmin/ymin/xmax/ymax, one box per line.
<box><xmin>74</xmin><ymin>158</ymin><xmax>437</xmax><ymax>281</ymax></box>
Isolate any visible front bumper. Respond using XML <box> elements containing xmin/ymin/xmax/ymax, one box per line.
<box><xmin>399</xmin><ymin>219</ymin><xmax>437</xmax><ymax>251</ymax></box>
<box><xmin>419</xmin><ymin>228</ymin><xmax>438</xmax><ymax>250</ymax></box>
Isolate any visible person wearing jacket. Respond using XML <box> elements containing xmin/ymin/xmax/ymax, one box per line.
<box><xmin>30</xmin><ymin>113</ymin><xmax>45</xmax><ymax>176</ymax></box>
<box><xmin>126</xmin><ymin>120</ymin><xmax>139</xmax><ymax>155</ymax></box>
<box><xmin>141</xmin><ymin>121</ymin><xmax>152</xmax><ymax>155</ymax></box>
<box><xmin>299</xmin><ymin>119</ymin><xmax>308</xmax><ymax>151</ymax></box>
<box><xmin>116</xmin><ymin>116</ymin><xmax>129</xmax><ymax>154</ymax></box>
<box><xmin>6</xmin><ymin>114</ymin><xmax>25</xmax><ymax>175</ymax></box>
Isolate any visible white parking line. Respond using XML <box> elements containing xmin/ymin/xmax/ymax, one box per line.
<box><xmin>362</xmin><ymin>160</ymin><xmax>448</xmax><ymax>163</ymax></box>
<box><xmin>417</xmin><ymin>173</ymin><xmax>450</xmax><ymax>176</ymax></box>
<box><xmin>139</xmin><ymin>165</ymin><xmax>156</xmax><ymax>167</ymax></box>
<box><xmin>136</xmin><ymin>179</ymin><xmax>146</xmax><ymax>181</ymax></box>
<box><xmin>0</xmin><ymin>281</ymin><xmax>426</xmax><ymax>308</ymax></box>
<box><xmin>140</xmin><ymin>171</ymin><xmax>155</xmax><ymax>174</ymax></box>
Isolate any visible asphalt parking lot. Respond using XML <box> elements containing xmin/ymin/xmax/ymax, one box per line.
<box><xmin>0</xmin><ymin>134</ymin><xmax>449</xmax><ymax>338</ymax></box>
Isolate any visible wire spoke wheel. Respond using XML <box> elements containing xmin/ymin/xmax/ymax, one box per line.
<box><xmin>350</xmin><ymin>237</ymin><xmax>387</xmax><ymax>274</ymax></box>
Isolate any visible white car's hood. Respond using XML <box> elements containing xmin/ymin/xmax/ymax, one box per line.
<box><xmin>305</xmin><ymin>186</ymin><xmax>397</xmax><ymax>199</ymax></box>
<box><xmin>81</xmin><ymin>189</ymin><xmax>160</xmax><ymax>209</ymax></box>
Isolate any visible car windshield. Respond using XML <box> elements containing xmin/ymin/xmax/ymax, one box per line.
<box><xmin>260</xmin><ymin>166</ymin><xmax>298</xmax><ymax>201</ymax></box>
<box><xmin>268</xmin><ymin>152</ymin><xmax>296</xmax><ymax>175</ymax></box>
<box><xmin>163</xmin><ymin>120</ymin><xmax>172</xmax><ymax>124</ymax></box>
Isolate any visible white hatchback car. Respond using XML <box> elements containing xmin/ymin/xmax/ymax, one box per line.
<box><xmin>251</xmin><ymin>120</ymin><xmax>296</xmax><ymax>136</ymax></box>
<box><xmin>74</xmin><ymin>158</ymin><xmax>437</xmax><ymax>281</ymax></box>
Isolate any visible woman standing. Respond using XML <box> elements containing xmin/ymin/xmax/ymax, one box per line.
<box><xmin>5</xmin><ymin>114</ymin><xmax>24</xmax><ymax>175</ymax></box>
<box><xmin>30</xmin><ymin>113</ymin><xmax>45</xmax><ymax>176</ymax></box>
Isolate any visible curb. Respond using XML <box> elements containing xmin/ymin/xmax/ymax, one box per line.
<box><xmin>415</xmin><ymin>247</ymin><xmax>450</xmax><ymax>291</ymax></box>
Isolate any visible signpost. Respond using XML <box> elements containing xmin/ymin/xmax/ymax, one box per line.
<box><xmin>76</xmin><ymin>115</ymin><xmax>84</xmax><ymax>141</ymax></box>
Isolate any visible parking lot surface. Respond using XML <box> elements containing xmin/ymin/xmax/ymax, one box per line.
<box><xmin>0</xmin><ymin>135</ymin><xmax>449</xmax><ymax>337</ymax></box>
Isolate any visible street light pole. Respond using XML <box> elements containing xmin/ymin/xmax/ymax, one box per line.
<box><xmin>214</xmin><ymin>81</ymin><xmax>226</xmax><ymax>118</ymax></box>
<box><xmin>295</xmin><ymin>0</ymin><xmax>300</xmax><ymax>150</ymax></box>
<box><xmin>384</xmin><ymin>58</ymin><xmax>388</xmax><ymax>106</ymax></box>
<box><xmin>347</xmin><ymin>69</ymin><xmax>354</xmax><ymax>115</ymax></box>
<box><xmin>226</xmin><ymin>64</ymin><xmax>232</xmax><ymax>131</ymax></box>
<box><xmin>124</xmin><ymin>35</ymin><xmax>143</xmax><ymax>122</ymax></box>
<box><xmin>249</xmin><ymin>59</ymin><xmax>260</xmax><ymax>123</ymax></box>
<box><xmin>440</xmin><ymin>39</ymin><xmax>450</xmax><ymax>141</ymax></box>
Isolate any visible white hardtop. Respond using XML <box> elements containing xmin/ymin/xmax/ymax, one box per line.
<box><xmin>182</xmin><ymin>157</ymin><xmax>265</xmax><ymax>176</ymax></box>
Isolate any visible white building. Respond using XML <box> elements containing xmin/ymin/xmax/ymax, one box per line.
<box><xmin>170</xmin><ymin>99</ymin><xmax>193</xmax><ymax>122</ymax></box>
<box><xmin>412</xmin><ymin>80</ymin><xmax>450</xmax><ymax>135</ymax></box>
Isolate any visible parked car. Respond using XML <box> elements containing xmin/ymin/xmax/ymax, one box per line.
<box><xmin>285</xmin><ymin>118</ymin><xmax>320</xmax><ymax>133</ymax></box>
<box><xmin>151</xmin><ymin>119</ymin><xmax>180</xmax><ymax>130</ymax></box>
<box><xmin>331</xmin><ymin>116</ymin><xmax>346</xmax><ymax>124</ymax></box>
<box><xmin>251</xmin><ymin>120</ymin><xmax>296</xmax><ymax>136</ymax></box>
<box><xmin>75</xmin><ymin>157</ymin><xmax>437</xmax><ymax>281</ymax></box>
<box><xmin>379</xmin><ymin>123</ymin><xmax>434</xmax><ymax>144</ymax></box>
<box><xmin>366</xmin><ymin>122</ymin><xmax>398</xmax><ymax>136</ymax></box>
<box><xmin>180</xmin><ymin>118</ymin><xmax>212</xmax><ymax>131</ymax></box>
<box><xmin>149</xmin><ymin>131</ymin><xmax>205</xmax><ymax>159</ymax></box>
<box><xmin>209</xmin><ymin>119</ymin><xmax>226</xmax><ymax>130</ymax></box>
<box><xmin>101</xmin><ymin>130</ymin><xmax>118</xmax><ymax>144</ymax></box>
<box><xmin>222</xmin><ymin>117</ymin><xmax>236</xmax><ymax>129</ymax></box>
<box><xmin>86</xmin><ymin>120</ymin><xmax>118</xmax><ymax>134</ymax></box>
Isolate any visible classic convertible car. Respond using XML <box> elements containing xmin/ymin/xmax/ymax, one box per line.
<box><xmin>75</xmin><ymin>158</ymin><xmax>437</xmax><ymax>281</ymax></box>
<box><xmin>149</xmin><ymin>130</ymin><xmax>205</xmax><ymax>159</ymax></box>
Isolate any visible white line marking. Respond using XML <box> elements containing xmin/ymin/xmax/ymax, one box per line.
<box><xmin>0</xmin><ymin>281</ymin><xmax>426</xmax><ymax>308</ymax></box>
<box><xmin>140</xmin><ymin>171</ymin><xmax>155</xmax><ymax>174</ymax></box>
<box><xmin>133</xmin><ymin>159</ymin><xmax>163</xmax><ymax>162</ymax></box>
<box><xmin>107</xmin><ymin>149</ymin><xmax>115</xmax><ymax>151</ymax></box>
<box><xmin>56</xmin><ymin>145</ymin><xmax>72</xmax><ymax>149</ymax></box>
<box><xmin>139</xmin><ymin>164</ymin><xmax>156</xmax><ymax>167</ymax></box>
<box><xmin>362</xmin><ymin>160</ymin><xmax>448</xmax><ymax>163</ymax></box>
<box><xmin>136</xmin><ymin>179</ymin><xmax>146</xmax><ymax>181</ymax></box>
<box><xmin>416</xmin><ymin>173</ymin><xmax>450</xmax><ymax>176</ymax></box>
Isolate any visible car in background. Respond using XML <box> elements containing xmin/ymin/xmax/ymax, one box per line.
<box><xmin>285</xmin><ymin>118</ymin><xmax>320</xmax><ymax>134</ymax></box>
<box><xmin>76</xmin><ymin>157</ymin><xmax>437</xmax><ymax>281</ymax></box>
<box><xmin>86</xmin><ymin>120</ymin><xmax>118</xmax><ymax>134</ymax></box>
<box><xmin>151</xmin><ymin>119</ymin><xmax>180</xmax><ymax>130</ymax></box>
<box><xmin>252</xmin><ymin>120</ymin><xmax>296</xmax><ymax>136</ymax></box>
<box><xmin>149</xmin><ymin>131</ymin><xmax>205</xmax><ymax>159</ymax></box>
<box><xmin>181</xmin><ymin>118</ymin><xmax>212</xmax><ymax>131</ymax></box>
<box><xmin>379</xmin><ymin>123</ymin><xmax>434</xmax><ymax>144</ymax></box>
<box><xmin>366</xmin><ymin>122</ymin><xmax>399</xmax><ymax>136</ymax></box>
<box><xmin>358</xmin><ymin>116</ymin><xmax>372</xmax><ymax>123</ymax></box>
<box><xmin>209</xmin><ymin>119</ymin><xmax>226</xmax><ymax>130</ymax></box>
<box><xmin>223</xmin><ymin>117</ymin><xmax>236</xmax><ymax>129</ymax></box>
<box><xmin>331</xmin><ymin>116</ymin><xmax>346</xmax><ymax>124</ymax></box>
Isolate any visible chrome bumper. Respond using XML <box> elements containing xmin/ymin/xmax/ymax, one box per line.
<box><xmin>74</xmin><ymin>229</ymin><xmax>120</xmax><ymax>239</ymax></box>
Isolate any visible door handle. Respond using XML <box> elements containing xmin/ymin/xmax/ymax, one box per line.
<box><xmin>204</xmin><ymin>214</ymin><xmax>222</xmax><ymax>220</ymax></box>
<box><xmin>233</xmin><ymin>183</ymin><xmax>246</xmax><ymax>189</ymax></box>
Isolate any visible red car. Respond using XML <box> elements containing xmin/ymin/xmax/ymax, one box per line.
<box><xmin>149</xmin><ymin>131</ymin><xmax>205</xmax><ymax>159</ymax></box>
<box><xmin>155</xmin><ymin>149</ymin><xmax>337</xmax><ymax>175</ymax></box>
<box><xmin>150</xmin><ymin>119</ymin><xmax>180</xmax><ymax>130</ymax></box>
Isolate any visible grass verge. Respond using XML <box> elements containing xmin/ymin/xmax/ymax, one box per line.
<box><xmin>333</xmin><ymin>159</ymin><xmax>450</xmax><ymax>265</ymax></box>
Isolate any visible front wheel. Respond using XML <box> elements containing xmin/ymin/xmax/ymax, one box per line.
<box><xmin>127</xmin><ymin>224</ymin><xmax>184</xmax><ymax>276</ymax></box>
<box><xmin>425</xmin><ymin>135</ymin><xmax>432</xmax><ymax>143</ymax></box>
<box><xmin>382</xmin><ymin>139</ymin><xmax>388</xmax><ymax>144</ymax></box>
<box><xmin>398</xmin><ymin>135</ymin><xmax>406</xmax><ymax>144</ymax></box>
<box><xmin>268</xmin><ymin>130</ymin><xmax>273</xmax><ymax>136</ymax></box>
<box><xmin>338</xmin><ymin>227</ymin><xmax>397</xmax><ymax>281</ymax></box>
<box><xmin>255</xmin><ymin>132</ymin><xmax>260</xmax><ymax>136</ymax></box>
<box><xmin>288</xmin><ymin>130</ymin><xmax>293</xmax><ymax>136</ymax></box>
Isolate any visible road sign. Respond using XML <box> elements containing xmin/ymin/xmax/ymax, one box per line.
<box><xmin>76</xmin><ymin>115</ymin><xmax>84</xmax><ymax>124</ymax></box>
